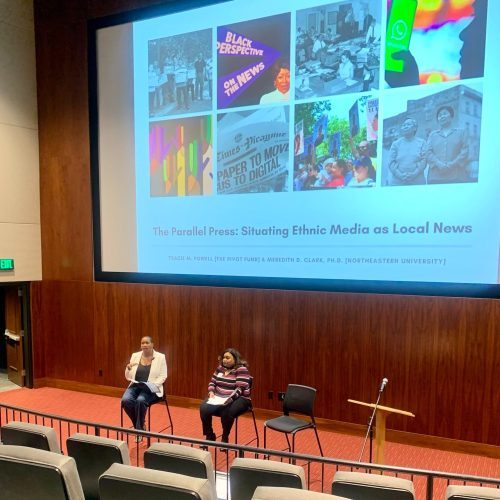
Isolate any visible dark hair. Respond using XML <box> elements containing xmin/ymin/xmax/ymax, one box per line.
<box><xmin>219</xmin><ymin>348</ymin><xmax>248</xmax><ymax>368</ymax></box>
<box><xmin>354</xmin><ymin>157</ymin><xmax>376</xmax><ymax>180</ymax></box>
<box><xmin>272</xmin><ymin>60</ymin><xmax>290</xmax><ymax>80</ymax></box>
<box><xmin>342</xmin><ymin>50</ymin><xmax>351</xmax><ymax>59</ymax></box>
<box><xmin>436</xmin><ymin>105</ymin><xmax>454</xmax><ymax>119</ymax></box>
<box><xmin>141</xmin><ymin>336</ymin><xmax>153</xmax><ymax>343</ymax></box>
<box><xmin>335</xmin><ymin>159</ymin><xmax>348</xmax><ymax>174</ymax></box>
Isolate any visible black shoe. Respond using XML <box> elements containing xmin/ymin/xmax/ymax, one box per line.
<box><xmin>206</xmin><ymin>433</ymin><xmax>216</xmax><ymax>442</ymax></box>
<box><xmin>221</xmin><ymin>434</ymin><xmax>229</xmax><ymax>444</ymax></box>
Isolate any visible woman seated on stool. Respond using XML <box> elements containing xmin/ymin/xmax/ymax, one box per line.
<box><xmin>199</xmin><ymin>348</ymin><xmax>251</xmax><ymax>443</ymax></box>
<box><xmin>122</xmin><ymin>336</ymin><xmax>167</xmax><ymax>439</ymax></box>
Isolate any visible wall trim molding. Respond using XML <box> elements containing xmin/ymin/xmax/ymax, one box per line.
<box><xmin>34</xmin><ymin>377</ymin><xmax>500</xmax><ymax>459</ymax></box>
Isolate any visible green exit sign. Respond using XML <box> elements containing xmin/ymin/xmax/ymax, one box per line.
<box><xmin>0</xmin><ymin>259</ymin><xmax>14</xmax><ymax>271</ymax></box>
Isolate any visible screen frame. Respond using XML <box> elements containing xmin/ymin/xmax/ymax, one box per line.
<box><xmin>88</xmin><ymin>0</ymin><xmax>500</xmax><ymax>299</ymax></box>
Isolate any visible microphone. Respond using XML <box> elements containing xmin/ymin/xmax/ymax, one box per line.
<box><xmin>379</xmin><ymin>377</ymin><xmax>388</xmax><ymax>393</ymax></box>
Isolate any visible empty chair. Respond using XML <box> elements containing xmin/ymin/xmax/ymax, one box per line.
<box><xmin>252</xmin><ymin>485</ymin><xmax>349</xmax><ymax>499</ymax></box>
<box><xmin>332</xmin><ymin>471</ymin><xmax>415</xmax><ymax>500</ymax></box>
<box><xmin>99</xmin><ymin>462</ymin><xmax>215</xmax><ymax>500</ymax></box>
<box><xmin>66</xmin><ymin>433</ymin><xmax>130</xmax><ymax>500</ymax></box>
<box><xmin>230</xmin><ymin>457</ymin><xmax>305</xmax><ymax>500</ymax></box>
<box><xmin>446</xmin><ymin>485</ymin><xmax>500</xmax><ymax>499</ymax></box>
<box><xmin>145</xmin><ymin>442</ymin><xmax>216</xmax><ymax>498</ymax></box>
<box><xmin>1</xmin><ymin>421</ymin><xmax>61</xmax><ymax>453</ymax></box>
<box><xmin>0</xmin><ymin>444</ymin><xmax>84</xmax><ymax>499</ymax></box>
<box><xmin>263</xmin><ymin>384</ymin><xmax>323</xmax><ymax>455</ymax></box>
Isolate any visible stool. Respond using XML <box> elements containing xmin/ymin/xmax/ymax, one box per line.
<box><xmin>234</xmin><ymin>400</ymin><xmax>259</xmax><ymax>448</ymax></box>
<box><xmin>120</xmin><ymin>384</ymin><xmax>173</xmax><ymax>442</ymax></box>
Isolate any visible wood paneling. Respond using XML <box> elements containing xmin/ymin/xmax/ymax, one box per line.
<box><xmin>32</xmin><ymin>279</ymin><xmax>500</xmax><ymax>446</ymax></box>
<box><xmin>33</xmin><ymin>0</ymin><xmax>500</xmax><ymax>448</ymax></box>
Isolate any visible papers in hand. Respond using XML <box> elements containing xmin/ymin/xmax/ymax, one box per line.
<box><xmin>207</xmin><ymin>395</ymin><xmax>231</xmax><ymax>406</ymax></box>
<box><xmin>132</xmin><ymin>381</ymin><xmax>161</xmax><ymax>394</ymax></box>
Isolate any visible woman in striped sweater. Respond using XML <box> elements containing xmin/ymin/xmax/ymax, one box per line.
<box><xmin>199</xmin><ymin>348</ymin><xmax>251</xmax><ymax>443</ymax></box>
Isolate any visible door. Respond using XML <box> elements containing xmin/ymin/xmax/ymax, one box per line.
<box><xmin>4</xmin><ymin>287</ymin><xmax>24</xmax><ymax>386</ymax></box>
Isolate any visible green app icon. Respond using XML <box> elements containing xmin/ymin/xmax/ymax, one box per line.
<box><xmin>385</xmin><ymin>0</ymin><xmax>418</xmax><ymax>72</ymax></box>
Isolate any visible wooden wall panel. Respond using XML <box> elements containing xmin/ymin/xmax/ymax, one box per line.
<box><xmin>34</xmin><ymin>280</ymin><xmax>500</xmax><ymax>446</ymax></box>
<box><xmin>33</xmin><ymin>0</ymin><xmax>500</xmax><ymax>448</ymax></box>
<box><xmin>35</xmin><ymin>2</ymin><xmax>93</xmax><ymax>282</ymax></box>
<box><xmin>33</xmin><ymin>281</ymin><xmax>95</xmax><ymax>383</ymax></box>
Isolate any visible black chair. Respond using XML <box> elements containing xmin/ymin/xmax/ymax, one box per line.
<box><xmin>263</xmin><ymin>384</ymin><xmax>323</xmax><ymax>456</ymax></box>
<box><xmin>120</xmin><ymin>382</ymin><xmax>174</xmax><ymax>439</ymax></box>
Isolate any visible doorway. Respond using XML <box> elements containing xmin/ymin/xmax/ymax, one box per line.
<box><xmin>0</xmin><ymin>283</ymin><xmax>33</xmax><ymax>389</ymax></box>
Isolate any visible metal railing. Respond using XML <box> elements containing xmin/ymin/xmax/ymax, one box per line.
<box><xmin>0</xmin><ymin>402</ymin><xmax>498</xmax><ymax>499</ymax></box>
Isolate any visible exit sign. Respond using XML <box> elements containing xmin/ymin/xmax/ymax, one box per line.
<box><xmin>0</xmin><ymin>259</ymin><xmax>14</xmax><ymax>271</ymax></box>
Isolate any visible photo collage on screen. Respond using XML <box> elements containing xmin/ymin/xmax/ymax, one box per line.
<box><xmin>147</xmin><ymin>0</ymin><xmax>487</xmax><ymax>197</ymax></box>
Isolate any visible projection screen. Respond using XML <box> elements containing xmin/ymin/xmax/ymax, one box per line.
<box><xmin>89</xmin><ymin>0</ymin><xmax>500</xmax><ymax>297</ymax></box>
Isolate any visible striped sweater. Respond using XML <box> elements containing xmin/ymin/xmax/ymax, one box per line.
<box><xmin>208</xmin><ymin>365</ymin><xmax>251</xmax><ymax>401</ymax></box>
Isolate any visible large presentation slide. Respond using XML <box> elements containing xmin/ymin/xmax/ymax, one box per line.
<box><xmin>93</xmin><ymin>0</ymin><xmax>500</xmax><ymax>292</ymax></box>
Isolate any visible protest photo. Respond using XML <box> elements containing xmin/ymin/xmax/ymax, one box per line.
<box><xmin>295</xmin><ymin>0</ymin><xmax>381</xmax><ymax>100</ymax></box>
<box><xmin>149</xmin><ymin>115</ymin><xmax>213</xmax><ymax>197</ymax></box>
<box><xmin>294</xmin><ymin>94</ymin><xmax>378</xmax><ymax>191</ymax></box>
<box><xmin>217</xmin><ymin>106</ymin><xmax>289</xmax><ymax>194</ymax></box>
<box><xmin>148</xmin><ymin>29</ymin><xmax>213</xmax><ymax>117</ymax></box>
<box><xmin>217</xmin><ymin>13</ymin><xmax>291</xmax><ymax>109</ymax></box>
<box><xmin>381</xmin><ymin>83</ymin><xmax>482</xmax><ymax>186</ymax></box>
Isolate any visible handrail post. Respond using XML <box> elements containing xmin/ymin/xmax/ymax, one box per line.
<box><xmin>426</xmin><ymin>474</ymin><xmax>434</xmax><ymax>500</ymax></box>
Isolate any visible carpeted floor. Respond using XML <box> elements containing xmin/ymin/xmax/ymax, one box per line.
<box><xmin>0</xmin><ymin>387</ymin><xmax>498</xmax><ymax>498</ymax></box>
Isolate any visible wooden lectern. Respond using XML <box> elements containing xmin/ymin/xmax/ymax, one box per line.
<box><xmin>348</xmin><ymin>399</ymin><xmax>415</xmax><ymax>464</ymax></box>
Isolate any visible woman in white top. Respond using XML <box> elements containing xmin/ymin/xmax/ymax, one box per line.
<box><xmin>259</xmin><ymin>61</ymin><xmax>290</xmax><ymax>104</ymax></box>
<box><xmin>122</xmin><ymin>336</ymin><xmax>168</xmax><ymax>435</ymax></box>
<box><xmin>339</xmin><ymin>51</ymin><xmax>355</xmax><ymax>81</ymax></box>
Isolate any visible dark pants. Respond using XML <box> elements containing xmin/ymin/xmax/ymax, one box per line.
<box><xmin>200</xmin><ymin>397</ymin><xmax>251</xmax><ymax>440</ymax></box>
<box><xmin>195</xmin><ymin>75</ymin><xmax>204</xmax><ymax>99</ymax></box>
<box><xmin>176</xmin><ymin>85</ymin><xmax>189</xmax><ymax>109</ymax></box>
<box><xmin>121</xmin><ymin>384</ymin><xmax>160</xmax><ymax>429</ymax></box>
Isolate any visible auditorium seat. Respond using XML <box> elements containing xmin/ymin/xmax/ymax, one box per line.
<box><xmin>331</xmin><ymin>470</ymin><xmax>415</xmax><ymax>499</ymax></box>
<box><xmin>252</xmin><ymin>485</ymin><xmax>350</xmax><ymax>499</ymax></box>
<box><xmin>144</xmin><ymin>442</ymin><xmax>216</xmax><ymax>497</ymax></box>
<box><xmin>1</xmin><ymin>421</ymin><xmax>61</xmax><ymax>453</ymax></box>
<box><xmin>0</xmin><ymin>444</ymin><xmax>84</xmax><ymax>499</ymax></box>
<box><xmin>66</xmin><ymin>433</ymin><xmax>130</xmax><ymax>500</ymax></box>
<box><xmin>445</xmin><ymin>485</ymin><xmax>500</xmax><ymax>499</ymax></box>
<box><xmin>229</xmin><ymin>457</ymin><xmax>305</xmax><ymax>500</ymax></box>
<box><xmin>99</xmin><ymin>462</ymin><xmax>215</xmax><ymax>499</ymax></box>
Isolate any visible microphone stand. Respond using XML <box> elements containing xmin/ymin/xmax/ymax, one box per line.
<box><xmin>358</xmin><ymin>382</ymin><xmax>386</xmax><ymax>463</ymax></box>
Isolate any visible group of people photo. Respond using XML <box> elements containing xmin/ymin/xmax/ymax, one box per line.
<box><xmin>295</xmin><ymin>0</ymin><xmax>381</xmax><ymax>99</ymax></box>
<box><xmin>148</xmin><ymin>29</ymin><xmax>213</xmax><ymax>117</ymax></box>
<box><xmin>294</xmin><ymin>96</ymin><xmax>378</xmax><ymax>191</ymax></box>
<box><xmin>381</xmin><ymin>83</ymin><xmax>482</xmax><ymax>186</ymax></box>
<box><xmin>122</xmin><ymin>337</ymin><xmax>251</xmax><ymax>444</ymax></box>
<box><xmin>294</xmin><ymin>145</ymin><xmax>376</xmax><ymax>190</ymax></box>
